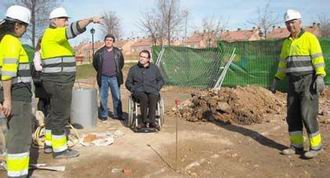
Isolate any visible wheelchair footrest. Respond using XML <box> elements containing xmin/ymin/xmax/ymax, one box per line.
<box><xmin>134</xmin><ymin>127</ymin><xmax>158</xmax><ymax>133</ymax></box>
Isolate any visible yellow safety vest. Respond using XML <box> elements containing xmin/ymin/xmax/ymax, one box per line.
<box><xmin>41</xmin><ymin>27</ymin><xmax>76</xmax><ymax>74</ymax></box>
<box><xmin>0</xmin><ymin>34</ymin><xmax>31</xmax><ymax>84</ymax></box>
<box><xmin>275</xmin><ymin>31</ymin><xmax>326</xmax><ymax>80</ymax></box>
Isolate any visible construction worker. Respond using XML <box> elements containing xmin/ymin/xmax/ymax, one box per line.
<box><xmin>0</xmin><ymin>5</ymin><xmax>32</xmax><ymax>178</ymax></box>
<box><xmin>40</xmin><ymin>7</ymin><xmax>102</xmax><ymax>159</ymax></box>
<box><xmin>270</xmin><ymin>9</ymin><xmax>326</xmax><ymax>159</ymax></box>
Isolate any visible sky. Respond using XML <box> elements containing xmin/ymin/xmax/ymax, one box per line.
<box><xmin>1</xmin><ymin>0</ymin><xmax>329</xmax><ymax>45</ymax></box>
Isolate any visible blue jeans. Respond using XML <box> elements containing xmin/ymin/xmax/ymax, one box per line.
<box><xmin>99</xmin><ymin>75</ymin><xmax>122</xmax><ymax>118</ymax></box>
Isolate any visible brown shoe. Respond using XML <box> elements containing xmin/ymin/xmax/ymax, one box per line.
<box><xmin>149</xmin><ymin>122</ymin><xmax>160</xmax><ymax>131</ymax></box>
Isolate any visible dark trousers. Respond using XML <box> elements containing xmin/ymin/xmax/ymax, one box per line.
<box><xmin>37</xmin><ymin>97</ymin><xmax>51</xmax><ymax>117</ymax></box>
<box><xmin>287</xmin><ymin>74</ymin><xmax>319</xmax><ymax>135</ymax></box>
<box><xmin>6</xmin><ymin>101</ymin><xmax>32</xmax><ymax>154</ymax></box>
<box><xmin>43</xmin><ymin>80</ymin><xmax>74</xmax><ymax>135</ymax></box>
<box><xmin>133</xmin><ymin>92</ymin><xmax>158</xmax><ymax>123</ymax></box>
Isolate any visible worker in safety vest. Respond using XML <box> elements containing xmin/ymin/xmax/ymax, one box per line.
<box><xmin>270</xmin><ymin>9</ymin><xmax>326</xmax><ymax>159</ymax></box>
<box><xmin>0</xmin><ymin>5</ymin><xmax>32</xmax><ymax>178</ymax></box>
<box><xmin>40</xmin><ymin>7</ymin><xmax>102</xmax><ymax>159</ymax></box>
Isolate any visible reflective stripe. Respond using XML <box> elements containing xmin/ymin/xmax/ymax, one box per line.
<box><xmin>286</xmin><ymin>56</ymin><xmax>311</xmax><ymax>62</ymax></box>
<box><xmin>311</xmin><ymin>53</ymin><xmax>323</xmax><ymax>59</ymax></box>
<box><xmin>12</xmin><ymin>76</ymin><xmax>32</xmax><ymax>84</ymax></box>
<box><xmin>3</xmin><ymin>58</ymin><xmax>18</xmax><ymax>64</ymax></box>
<box><xmin>314</xmin><ymin>63</ymin><xmax>325</xmax><ymax>68</ymax></box>
<box><xmin>43</xmin><ymin>67</ymin><xmax>61</xmax><ymax>73</ymax></box>
<box><xmin>8</xmin><ymin>170</ymin><xmax>29</xmax><ymax>177</ymax></box>
<box><xmin>1</xmin><ymin>71</ymin><xmax>17</xmax><ymax>77</ymax></box>
<box><xmin>66</xmin><ymin>26</ymin><xmax>74</xmax><ymax>39</ymax></box>
<box><xmin>71</xmin><ymin>22</ymin><xmax>80</xmax><ymax>36</ymax></box>
<box><xmin>7</xmin><ymin>152</ymin><xmax>29</xmax><ymax>177</ymax></box>
<box><xmin>289</xmin><ymin>131</ymin><xmax>304</xmax><ymax>148</ymax></box>
<box><xmin>52</xmin><ymin>134</ymin><xmax>68</xmax><ymax>153</ymax></box>
<box><xmin>18</xmin><ymin>63</ymin><xmax>30</xmax><ymax>70</ymax></box>
<box><xmin>45</xmin><ymin>129</ymin><xmax>52</xmax><ymax>146</ymax></box>
<box><xmin>286</xmin><ymin>66</ymin><xmax>314</xmax><ymax>73</ymax></box>
<box><xmin>309</xmin><ymin>132</ymin><xmax>322</xmax><ymax>150</ymax></box>
<box><xmin>289</xmin><ymin>131</ymin><xmax>303</xmax><ymax>136</ymax></box>
<box><xmin>63</xmin><ymin>66</ymin><xmax>76</xmax><ymax>72</ymax></box>
<box><xmin>7</xmin><ymin>152</ymin><xmax>29</xmax><ymax>159</ymax></box>
<box><xmin>309</xmin><ymin>131</ymin><xmax>320</xmax><ymax>137</ymax></box>
<box><xmin>43</xmin><ymin>57</ymin><xmax>75</xmax><ymax>65</ymax></box>
<box><xmin>42</xmin><ymin>66</ymin><xmax>76</xmax><ymax>73</ymax></box>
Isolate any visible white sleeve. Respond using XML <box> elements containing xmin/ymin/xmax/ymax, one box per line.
<box><xmin>33</xmin><ymin>51</ymin><xmax>43</xmax><ymax>71</ymax></box>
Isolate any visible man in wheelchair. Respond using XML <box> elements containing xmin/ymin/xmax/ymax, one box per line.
<box><xmin>125</xmin><ymin>50</ymin><xmax>164</xmax><ymax>130</ymax></box>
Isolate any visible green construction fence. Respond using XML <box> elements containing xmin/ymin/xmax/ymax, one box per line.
<box><xmin>152</xmin><ymin>38</ymin><xmax>330</xmax><ymax>90</ymax></box>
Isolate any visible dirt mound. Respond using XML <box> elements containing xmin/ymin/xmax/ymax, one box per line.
<box><xmin>175</xmin><ymin>86</ymin><xmax>286</xmax><ymax>125</ymax></box>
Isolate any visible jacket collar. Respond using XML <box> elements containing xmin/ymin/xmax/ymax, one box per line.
<box><xmin>288</xmin><ymin>28</ymin><xmax>305</xmax><ymax>40</ymax></box>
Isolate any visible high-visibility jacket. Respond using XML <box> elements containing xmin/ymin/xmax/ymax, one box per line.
<box><xmin>275</xmin><ymin>31</ymin><xmax>326</xmax><ymax>80</ymax></box>
<box><xmin>40</xmin><ymin>22</ymin><xmax>85</xmax><ymax>74</ymax></box>
<box><xmin>0</xmin><ymin>34</ymin><xmax>31</xmax><ymax>178</ymax></box>
<box><xmin>0</xmin><ymin>34</ymin><xmax>32</xmax><ymax>85</ymax></box>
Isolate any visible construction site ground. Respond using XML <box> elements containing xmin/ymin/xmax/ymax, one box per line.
<box><xmin>1</xmin><ymin>78</ymin><xmax>330</xmax><ymax>178</ymax></box>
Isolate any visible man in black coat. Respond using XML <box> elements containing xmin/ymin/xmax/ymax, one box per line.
<box><xmin>93</xmin><ymin>34</ymin><xmax>124</xmax><ymax>120</ymax></box>
<box><xmin>125</xmin><ymin>50</ymin><xmax>164</xmax><ymax>130</ymax></box>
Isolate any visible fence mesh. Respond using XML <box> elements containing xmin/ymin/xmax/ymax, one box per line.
<box><xmin>153</xmin><ymin>38</ymin><xmax>330</xmax><ymax>89</ymax></box>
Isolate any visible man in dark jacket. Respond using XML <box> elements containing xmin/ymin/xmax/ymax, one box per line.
<box><xmin>125</xmin><ymin>50</ymin><xmax>164</xmax><ymax>130</ymax></box>
<box><xmin>93</xmin><ymin>34</ymin><xmax>124</xmax><ymax>120</ymax></box>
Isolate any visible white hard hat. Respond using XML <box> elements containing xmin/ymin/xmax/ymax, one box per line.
<box><xmin>284</xmin><ymin>9</ymin><xmax>301</xmax><ymax>22</ymax></box>
<box><xmin>5</xmin><ymin>5</ymin><xmax>31</xmax><ymax>24</ymax></box>
<box><xmin>49</xmin><ymin>7</ymin><xmax>69</xmax><ymax>19</ymax></box>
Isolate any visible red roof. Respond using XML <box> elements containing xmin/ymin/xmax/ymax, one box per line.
<box><xmin>219</xmin><ymin>29</ymin><xmax>261</xmax><ymax>42</ymax></box>
<box><xmin>131</xmin><ymin>38</ymin><xmax>153</xmax><ymax>48</ymax></box>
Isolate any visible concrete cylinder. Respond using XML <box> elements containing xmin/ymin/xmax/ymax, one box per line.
<box><xmin>71</xmin><ymin>88</ymin><xmax>97</xmax><ymax>129</ymax></box>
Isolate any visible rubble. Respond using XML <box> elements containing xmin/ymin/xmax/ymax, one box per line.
<box><xmin>174</xmin><ymin>86</ymin><xmax>286</xmax><ymax>125</ymax></box>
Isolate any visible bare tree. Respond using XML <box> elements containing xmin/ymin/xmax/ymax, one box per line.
<box><xmin>8</xmin><ymin>0</ymin><xmax>62</xmax><ymax>47</ymax></box>
<box><xmin>182</xmin><ymin>9</ymin><xmax>189</xmax><ymax>40</ymax></box>
<box><xmin>318</xmin><ymin>14</ymin><xmax>330</xmax><ymax>37</ymax></box>
<box><xmin>160</xmin><ymin>0</ymin><xmax>183</xmax><ymax>46</ymax></box>
<box><xmin>201</xmin><ymin>16</ymin><xmax>226</xmax><ymax>47</ymax></box>
<box><xmin>248</xmin><ymin>1</ymin><xmax>280</xmax><ymax>39</ymax></box>
<box><xmin>139</xmin><ymin>11</ymin><xmax>163</xmax><ymax>45</ymax></box>
<box><xmin>139</xmin><ymin>0</ymin><xmax>184</xmax><ymax>46</ymax></box>
<box><xmin>101</xmin><ymin>11</ymin><xmax>122</xmax><ymax>39</ymax></box>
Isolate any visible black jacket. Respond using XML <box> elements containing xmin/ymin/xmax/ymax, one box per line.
<box><xmin>125</xmin><ymin>62</ymin><xmax>164</xmax><ymax>95</ymax></box>
<box><xmin>92</xmin><ymin>46</ymin><xmax>124</xmax><ymax>87</ymax></box>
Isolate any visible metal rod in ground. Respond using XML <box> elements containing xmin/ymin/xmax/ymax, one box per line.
<box><xmin>175</xmin><ymin>99</ymin><xmax>180</xmax><ymax>171</ymax></box>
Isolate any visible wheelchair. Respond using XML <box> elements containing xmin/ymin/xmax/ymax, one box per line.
<box><xmin>127</xmin><ymin>94</ymin><xmax>165</xmax><ymax>131</ymax></box>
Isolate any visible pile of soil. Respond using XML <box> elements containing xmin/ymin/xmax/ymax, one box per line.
<box><xmin>175</xmin><ymin>86</ymin><xmax>286</xmax><ymax>125</ymax></box>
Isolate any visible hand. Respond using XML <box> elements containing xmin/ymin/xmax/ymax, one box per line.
<box><xmin>316</xmin><ymin>76</ymin><xmax>325</xmax><ymax>93</ymax></box>
<box><xmin>2</xmin><ymin>99</ymin><xmax>12</xmax><ymax>118</ymax></box>
<box><xmin>91</xmin><ymin>16</ymin><xmax>104</xmax><ymax>24</ymax></box>
<box><xmin>270</xmin><ymin>78</ymin><xmax>278</xmax><ymax>94</ymax></box>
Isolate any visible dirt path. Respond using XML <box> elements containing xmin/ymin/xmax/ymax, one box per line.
<box><xmin>1</xmin><ymin>80</ymin><xmax>330</xmax><ymax>178</ymax></box>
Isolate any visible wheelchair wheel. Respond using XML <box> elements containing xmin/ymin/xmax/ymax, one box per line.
<box><xmin>159</xmin><ymin>97</ymin><xmax>165</xmax><ymax>127</ymax></box>
<box><xmin>128</xmin><ymin>96</ymin><xmax>135</xmax><ymax>128</ymax></box>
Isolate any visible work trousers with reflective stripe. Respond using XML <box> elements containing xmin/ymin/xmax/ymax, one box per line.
<box><xmin>287</xmin><ymin>74</ymin><xmax>321</xmax><ymax>149</ymax></box>
<box><xmin>42</xmin><ymin>80</ymin><xmax>74</xmax><ymax>137</ymax></box>
<box><xmin>6</xmin><ymin>101</ymin><xmax>32</xmax><ymax>178</ymax></box>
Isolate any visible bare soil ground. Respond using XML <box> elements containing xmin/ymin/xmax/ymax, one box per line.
<box><xmin>1</xmin><ymin>79</ymin><xmax>330</xmax><ymax>178</ymax></box>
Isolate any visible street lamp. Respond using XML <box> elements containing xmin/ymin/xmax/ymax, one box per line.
<box><xmin>90</xmin><ymin>28</ymin><xmax>95</xmax><ymax>61</ymax></box>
